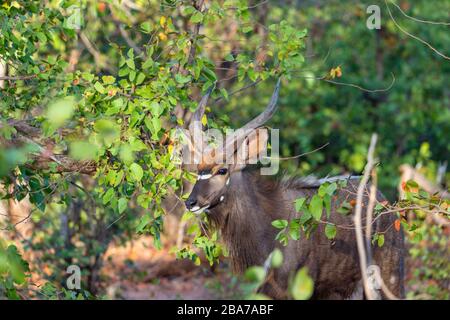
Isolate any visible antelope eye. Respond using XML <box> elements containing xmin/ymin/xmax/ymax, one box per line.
<box><xmin>217</xmin><ymin>168</ymin><xmax>228</xmax><ymax>175</ymax></box>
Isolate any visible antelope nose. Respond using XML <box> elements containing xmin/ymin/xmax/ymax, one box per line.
<box><xmin>185</xmin><ymin>198</ymin><xmax>197</xmax><ymax>210</ymax></box>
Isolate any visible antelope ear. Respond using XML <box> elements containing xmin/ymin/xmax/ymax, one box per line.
<box><xmin>231</xmin><ymin>128</ymin><xmax>269</xmax><ymax>171</ymax></box>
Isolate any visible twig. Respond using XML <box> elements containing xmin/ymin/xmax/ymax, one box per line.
<box><xmin>187</xmin><ymin>0</ymin><xmax>206</xmax><ymax>66</ymax></box>
<box><xmin>290</xmin><ymin>72</ymin><xmax>396</xmax><ymax>93</ymax></box>
<box><xmin>214</xmin><ymin>79</ymin><xmax>262</xmax><ymax>103</ymax></box>
<box><xmin>365</xmin><ymin>168</ymin><xmax>378</xmax><ymax>265</ymax></box>
<box><xmin>385</xmin><ymin>0</ymin><xmax>450</xmax><ymax>60</ymax></box>
<box><xmin>79</xmin><ymin>32</ymin><xmax>115</xmax><ymax>72</ymax></box>
<box><xmin>262</xmin><ymin>142</ymin><xmax>329</xmax><ymax>161</ymax></box>
<box><xmin>323</xmin><ymin>72</ymin><xmax>396</xmax><ymax>93</ymax></box>
<box><xmin>354</xmin><ymin>133</ymin><xmax>378</xmax><ymax>300</ymax></box>
<box><xmin>118</xmin><ymin>24</ymin><xmax>144</xmax><ymax>56</ymax></box>
<box><xmin>0</xmin><ymin>75</ymin><xmax>37</xmax><ymax>81</ymax></box>
<box><xmin>388</xmin><ymin>0</ymin><xmax>450</xmax><ymax>26</ymax></box>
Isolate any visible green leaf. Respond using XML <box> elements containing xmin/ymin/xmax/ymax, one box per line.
<box><xmin>129</xmin><ymin>163</ymin><xmax>144</xmax><ymax>182</ymax></box>
<box><xmin>224</xmin><ymin>53</ymin><xmax>234</xmax><ymax>62</ymax></box>
<box><xmin>271</xmin><ymin>248</ymin><xmax>283</xmax><ymax>268</ymax></box>
<box><xmin>136</xmin><ymin>214</ymin><xmax>151</xmax><ymax>233</ymax></box>
<box><xmin>183</xmin><ymin>5</ymin><xmax>196</xmax><ymax>15</ymax></box>
<box><xmin>246</xmin><ymin>293</ymin><xmax>271</xmax><ymax>300</ymax></box>
<box><xmin>309</xmin><ymin>195</ymin><xmax>323</xmax><ymax>221</ymax></box>
<box><xmin>137</xmin><ymin>194</ymin><xmax>151</xmax><ymax>209</ymax></box>
<box><xmin>272</xmin><ymin>219</ymin><xmax>288</xmax><ymax>229</ymax></box>
<box><xmin>319</xmin><ymin>182</ymin><xmax>338</xmax><ymax>197</ymax></box>
<box><xmin>294</xmin><ymin>197</ymin><xmax>306</xmax><ymax>212</ymax></box>
<box><xmin>45</xmin><ymin>96</ymin><xmax>76</xmax><ymax>128</ymax></box>
<box><xmin>242</xmin><ymin>26</ymin><xmax>253</xmax><ymax>33</ymax></box>
<box><xmin>175</xmin><ymin>73</ymin><xmax>192</xmax><ymax>84</ymax></box>
<box><xmin>102</xmin><ymin>188</ymin><xmax>115</xmax><ymax>205</ymax></box>
<box><xmin>142</xmin><ymin>57</ymin><xmax>154</xmax><ymax>69</ymax></box>
<box><xmin>129</xmin><ymin>70</ymin><xmax>136</xmax><ymax>82</ymax></box>
<box><xmin>325</xmin><ymin>223</ymin><xmax>337</xmax><ymax>239</ymax></box>
<box><xmin>220</xmin><ymin>88</ymin><xmax>229</xmax><ymax>101</ymax></box>
<box><xmin>69</xmin><ymin>141</ymin><xmax>98</xmax><ymax>160</ymax></box>
<box><xmin>29</xmin><ymin>189</ymin><xmax>45</xmax><ymax>212</ymax></box>
<box><xmin>323</xmin><ymin>194</ymin><xmax>331</xmax><ymax>219</ymax></box>
<box><xmin>190</xmin><ymin>11</ymin><xmax>203</xmax><ymax>23</ymax></box>
<box><xmin>114</xmin><ymin>170</ymin><xmax>124</xmax><ymax>187</ymax></box>
<box><xmin>118</xmin><ymin>67</ymin><xmax>130</xmax><ymax>77</ymax></box>
<box><xmin>377</xmin><ymin>234</ymin><xmax>385</xmax><ymax>247</ymax></box>
<box><xmin>118</xmin><ymin>198</ymin><xmax>127</xmax><ymax>214</ymax></box>
<box><xmin>126</xmin><ymin>59</ymin><xmax>135</xmax><ymax>70</ymax></box>
<box><xmin>119</xmin><ymin>144</ymin><xmax>134</xmax><ymax>165</ymax></box>
<box><xmin>149</xmin><ymin>101</ymin><xmax>163</xmax><ymax>116</ymax></box>
<box><xmin>145</xmin><ymin>117</ymin><xmax>162</xmax><ymax>139</ymax></box>
<box><xmin>291</xmin><ymin>267</ymin><xmax>314</xmax><ymax>300</ymax></box>
<box><xmin>129</xmin><ymin>137</ymin><xmax>147</xmax><ymax>151</ymax></box>
<box><xmin>406</xmin><ymin>180</ymin><xmax>419</xmax><ymax>189</ymax></box>
<box><xmin>374</xmin><ymin>203</ymin><xmax>384</xmax><ymax>213</ymax></box>
<box><xmin>298</xmin><ymin>210</ymin><xmax>312</xmax><ymax>225</ymax></box>
<box><xmin>326</xmin><ymin>182</ymin><xmax>338</xmax><ymax>195</ymax></box>
<box><xmin>136</xmin><ymin>72</ymin><xmax>146</xmax><ymax>85</ymax></box>
<box><xmin>244</xmin><ymin>266</ymin><xmax>266</xmax><ymax>284</ymax></box>
<box><xmin>289</xmin><ymin>221</ymin><xmax>301</xmax><ymax>240</ymax></box>
<box><xmin>36</xmin><ymin>32</ymin><xmax>47</xmax><ymax>44</ymax></box>
<box><xmin>3</xmin><ymin>245</ymin><xmax>30</xmax><ymax>285</ymax></box>
<box><xmin>337</xmin><ymin>201</ymin><xmax>352</xmax><ymax>215</ymax></box>
<box><xmin>102</xmin><ymin>75</ymin><xmax>115</xmax><ymax>84</ymax></box>
<box><xmin>140</xmin><ymin>22</ymin><xmax>152</xmax><ymax>33</ymax></box>
<box><xmin>94</xmin><ymin>81</ymin><xmax>106</xmax><ymax>93</ymax></box>
<box><xmin>81</xmin><ymin>72</ymin><xmax>95</xmax><ymax>82</ymax></box>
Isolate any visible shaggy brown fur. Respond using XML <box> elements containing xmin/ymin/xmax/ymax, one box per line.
<box><xmin>207</xmin><ymin>168</ymin><xmax>405</xmax><ymax>299</ymax></box>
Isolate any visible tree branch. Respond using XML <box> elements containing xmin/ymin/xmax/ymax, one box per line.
<box><xmin>354</xmin><ymin>133</ymin><xmax>379</xmax><ymax>300</ymax></box>
<box><xmin>1</xmin><ymin>120</ymin><xmax>97</xmax><ymax>175</ymax></box>
<box><xmin>385</xmin><ymin>0</ymin><xmax>450</xmax><ymax>60</ymax></box>
<box><xmin>0</xmin><ymin>75</ymin><xmax>37</xmax><ymax>81</ymax></box>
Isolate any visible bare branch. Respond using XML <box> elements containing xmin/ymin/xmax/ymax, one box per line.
<box><xmin>365</xmin><ymin>168</ymin><xmax>377</xmax><ymax>265</ymax></box>
<box><xmin>1</xmin><ymin>120</ymin><xmax>97</xmax><ymax>175</ymax></box>
<box><xmin>385</xmin><ymin>0</ymin><xmax>450</xmax><ymax>60</ymax></box>
<box><xmin>399</xmin><ymin>164</ymin><xmax>450</xmax><ymax>227</ymax></box>
<box><xmin>187</xmin><ymin>0</ymin><xmax>206</xmax><ymax>66</ymax></box>
<box><xmin>323</xmin><ymin>72</ymin><xmax>396</xmax><ymax>93</ymax></box>
<box><xmin>388</xmin><ymin>0</ymin><xmax>450</xmax><ymax>26</ymax></box>
<box><xmin>0</xmin><ymin>75</ymin><xmax>37</xmax><ymax>81</ymax></box>
<box><xmin>399</xmin><ymin>164</ymin><xmax>450</xmax><ymax>199</ymax></box>
<box><xmin>262</xmin><ymin>142</ymin><xmax>329</xmax><ymax>161</ymax></box>
<box><xmin>354</xmin><ymin>133</ymin><xmax>379</xmax><ymax>300</ymax></box>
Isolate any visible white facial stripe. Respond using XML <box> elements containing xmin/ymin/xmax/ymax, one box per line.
<box><xmin>197</xmin><ymin>174</ymin><xmax>212</xmax><ymax>180</ymax></box>
<box><xmin>220</xmin><ymin>196</ymin><xmax>224</xmax><ymax>202</ymax></box>
<box><xmin>190</xmin><ymin>205</ymin><xmax>210</xmax><ymax>214</ymax></box>
<box><xmin>226</xmin><ymin>178</ymin><xmax>230</xmax><ymax>185</ymax></box>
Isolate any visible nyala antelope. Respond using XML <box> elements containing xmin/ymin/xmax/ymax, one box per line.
<box><xmin>183</xmin><ymin>80</ymin><xmax>404</xmax><ymax>299</ymax></box>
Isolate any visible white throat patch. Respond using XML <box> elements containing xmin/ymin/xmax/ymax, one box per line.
<box><xmin>197</xmin><ymin>174</ymin><xmax>212</xmax><ymax>180</ymax></box>
<box><xmin>190</xmin><ymin>205</ymin><xmax>210</xmax><ymax>214</ymax></box>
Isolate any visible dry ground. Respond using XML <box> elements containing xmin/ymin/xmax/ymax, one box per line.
<box><xmin>100</xmin><ymin>236</ymin><xmax>236</xmax><ymax>300</ymax></box>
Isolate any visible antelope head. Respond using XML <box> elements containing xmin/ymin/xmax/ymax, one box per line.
<box><xmin>183</xmin><ymin>79</ymin><xmax>281</xmax><ymax>214</ymax></box>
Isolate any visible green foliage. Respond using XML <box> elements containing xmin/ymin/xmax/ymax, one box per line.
<box><xmin>372</xmin><ymin>233</ymin><xmax>385</xmax><ymax>247</ymax></box>
<box><xmin>0</xmin><ymin>242</ymin><xmax>30</xmax><ymax>299</ymax></box>
<box><xmin>0</xmin><ymin>0</ymin><xmax>448</xmax><ymax>300</ymax></box>
<box><xmin>273</xmin><ymin>182</ymin><xmax>340</xmax><ymax>245</ymax></box>
<box><xmin>407</xmin><ymin>222</ymin><xmax>449</xmax><ymax>300</ymax></box>
<box><xmin>324</xmin><ymin>223</ymin><xmax>337</xmax><ymax>240</ymax></box>
<box><xmin>290</xmin><ymin>267</ymin><xmax>314</xmax><ymax>300</ymax></box>
<box><xmin>270</xmin><ymin>248</ymin><xmax>283</xmax><ymax>269</ymax></box>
